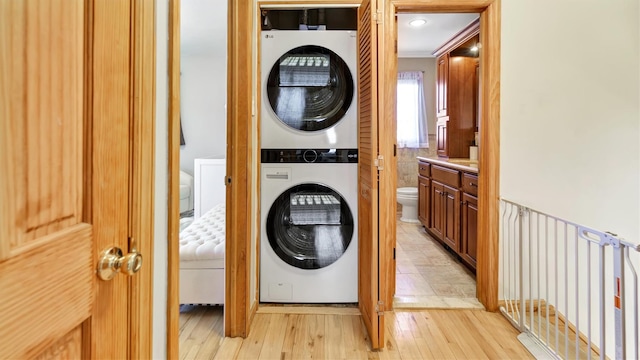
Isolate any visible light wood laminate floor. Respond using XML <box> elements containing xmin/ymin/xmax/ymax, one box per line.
<box><xmin>395</xmin><ymin>217</ymin><xmax>483</xmax><ymax>309</ymax></box>
<box><xmin>210</xmin><ymin>307</ymin><xmax>533</xmax><ymax>359</ymax></box>
<box><xmin>180</xmin><ymin>221</ymin><xmax>509</xmax><ymax>359</ymax></box>
<box><xmin>179</xmin><ymin>304</ymin><xmax>224</xmax><ymax>360</ymax></box>
<box><xmin>180</xmin><ymin>306</ymin><xmax>534</xmax><ymax>359</ymax></box>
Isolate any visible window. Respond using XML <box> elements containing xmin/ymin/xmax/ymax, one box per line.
<box><xmin>397</xmin><ymin>71</ymin><xmax>428</xmax><ymax>148</ymax></box>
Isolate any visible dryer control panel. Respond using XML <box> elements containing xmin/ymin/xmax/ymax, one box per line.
<box><xmin>261</xmin><ymin>148</ymin><xmax>358</xmax><ymax>163</ymax></box>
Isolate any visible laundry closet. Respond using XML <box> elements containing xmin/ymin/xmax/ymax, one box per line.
<box><xmin>258</xmin><ymin>7</ymin><xmax>360</xmax><ymax>303</ymax></box>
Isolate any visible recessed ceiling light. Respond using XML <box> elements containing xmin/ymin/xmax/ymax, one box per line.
<box><xmin>409</xmin><ymin>19</ymin><xmax>427</xmax><ymax>27</ymax></box>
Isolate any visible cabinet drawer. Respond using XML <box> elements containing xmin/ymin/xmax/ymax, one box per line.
<box><xmin>462</xmin><ymin>173</ymin><xmax>478</xmax><ymax>196</ymax></box>
<box><xmin>431</xmin><ymin>165</ymin><xmax>460</xmax><ymax>188</ymax></box>
<box><xmin>418</xmin><ymin>162</ymin><xmax>430</xmax><ymax>177</ymax></box>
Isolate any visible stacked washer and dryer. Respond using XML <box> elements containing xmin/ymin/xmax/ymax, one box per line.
<box><xmin>260</xmin><ymin>29</ymin><xmax>359</xmax><ymax>303</ymax></box>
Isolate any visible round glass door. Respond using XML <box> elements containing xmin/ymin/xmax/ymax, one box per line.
<box><xmin>266</xmin><ymin>45</ymin><xmax>354</xmax><ymax>132</ymax></box>
<box><xmin>266</xmin><ymin>183</ymin><xmax>354</xmax><ymax>269</ymax></box>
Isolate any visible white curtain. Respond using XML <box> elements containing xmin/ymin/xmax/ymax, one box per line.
<box><xmin>396</xmin><ymin>71</ymin><xmax>428</xmax><ymax>148</ymax></box>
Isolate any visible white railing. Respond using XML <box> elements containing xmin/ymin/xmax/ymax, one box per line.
<box><xmin>500</xmin><ymin>199</ymin><xmax>640</xmax><ymax>360</ymax></box>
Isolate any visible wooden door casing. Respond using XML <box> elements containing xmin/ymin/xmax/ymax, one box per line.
<box><xmin>0</xmin><ymin>1</ymin><xmax>154</xmax><ymax>358</ymax></box>
<box><xmin>383</xmin><ymin>0</ymin><xmax>501</xmax><ymax>312</ymax></box>
<box><xmin>379</xmin><ymin>0</ymin><xmax>398</xmax><ymax>309</ymax></box>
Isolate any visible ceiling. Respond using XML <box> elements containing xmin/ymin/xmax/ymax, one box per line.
<box><xmin>397</xmin><ymin>13</ymin><xmax>479</xmax><ymax>58</ymax></box>
<box><xmin>180</xmin><ymin>2</ymin><xmax>479</xmax><ymax>58</ymax></box>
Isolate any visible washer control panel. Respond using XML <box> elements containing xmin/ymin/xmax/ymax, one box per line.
<box><xmin>261</xmin><ymin>148</ymin><xmax>358</xmax><ymax>163</ymax></box>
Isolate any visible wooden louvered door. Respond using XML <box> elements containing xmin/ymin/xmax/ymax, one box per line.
<box><xmin>357</xmin><ymin>0</ymin><xmax>385</xmax><ymax>350</ymax></box>
<box><xmin>0</xmin><ymin>1</ymin><xmax>147</xmax><ymax>358</ymax></box>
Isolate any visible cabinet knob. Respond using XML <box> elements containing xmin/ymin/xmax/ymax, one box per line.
<box><xmin>470</xmin><ymin>182</ymin><xmax>477</xmax><ymax>187</ymax></box>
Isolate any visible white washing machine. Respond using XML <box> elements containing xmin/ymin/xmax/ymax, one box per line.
<box><xmin>260</xmin><ymin>148</ymin><xmax>358</xmax><ymax>303</ymax></box>
<box><xmin>261</xmin><ymin>31</ymin><xmax>357</xmax><ymax>149</ymax></box>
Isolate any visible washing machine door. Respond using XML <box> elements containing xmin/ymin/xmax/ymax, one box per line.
<box><xmin>266</xmin><ymin>183</ymin><xmax>354</xmax><ymax>269</ymax></box>
<box><xmin>265</xmin><ymin>45</ymin><xmax>354</xmax><ymax>132</ymax></box>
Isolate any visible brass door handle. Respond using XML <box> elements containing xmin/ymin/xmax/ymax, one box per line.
<box><xmin>97</xmin><ymin>247</ymin><xmax>143</xmax><ymax>280</ymax></box>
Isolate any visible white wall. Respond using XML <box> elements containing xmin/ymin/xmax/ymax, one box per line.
<box><xmin>500</xmin><ymin>0</ymin><xmax>639</xmax><ymax>356</ymax></box>
<box><xmin>153</xmin><ymin>0</ymin><xmax>169</xmax><ymax>358</ymax></box>
<box><xmin>500</xmin><ymin>0</ymin><xmax>639</xmax><ymax>245</ymax></box>
<box><xmin>179</xmin><ymin>0</ymin><xmax>228</xmax><ymax>175</ymax></box>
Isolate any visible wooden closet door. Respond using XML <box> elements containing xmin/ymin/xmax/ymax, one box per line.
<box><xmin>0</xmin><ymin>1</ymin><xmax>146</xmax><ymax>358</ymax></box>
<box><xmin>358</xmin><ymin>0</ymin><xmax>385</xmax><ymax>350</ymax></box>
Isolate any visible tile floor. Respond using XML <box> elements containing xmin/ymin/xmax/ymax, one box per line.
<box><xmin>394</xmin><ymin>217</ymin><xmax>484</xmax><ymax>309</ymax></box>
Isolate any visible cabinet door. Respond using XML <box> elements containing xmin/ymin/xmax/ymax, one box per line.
<box><xmin>436</xmin><ymin>118</ymin><xmax>448</xmax><ymax>157</ymax></box>
<box><xmin>445</xmin><ymin>56</ymin><xmax>478</xmax><ymax>158</ymax></box>
<box><xmin>442</xmin><ymin>185</ymin><xmax>460</xmax><ymax>252</ymax></box>
<box><xmin>461</xmin><ymin>193</ymin><xmax>478</xmax><ymax>270</ymax></box>
<box><xmin>429</xmin><ymin>181</ymin><xmax>445</xmax><ymax>241</ymax></box>
<box><xmin>418</xmin><ymin>175</ymin><xmax>430</xmax><ymax>227</ymax></box>
<box><xmin>436</xmin><ymin>54</ymin><xmax>449</xmax><ymax>117</ymax></box>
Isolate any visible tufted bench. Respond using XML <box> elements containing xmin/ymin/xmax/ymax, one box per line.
<box><xmin>179</xmin><ymin>203</ymin><xmax>225</xmax><ymax>305</ymax></box>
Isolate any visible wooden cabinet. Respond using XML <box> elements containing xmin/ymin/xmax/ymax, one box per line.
<box><xmin>417</xmin><ymin>158</ymin><xmax>478</xmax><ymax>272</ymax></box>
<box><xmin>433</xmin><ymin>19</ymin><xmax>479</xmax><ymax>159</ymax></box>
<box><xmin>417</xmin><ymin>161</ymin><xmax>431</xmax><ymax>228</ymax></box>
<box><xmin>461</xmin><ymin>192</ymin><xmax>478</xmax><ymax>269</ymax></box>
<box><xmin>418</xmin><ymin>175</ymin><xmax>430</xmax><ymax>227</ymax></box>
<box><xmin>461</xmin><ymin>173</ymin><xmax>478</xmax><ymax>269</ymax></box>
<box><xmin>428</xmin><ymin>165</ymin><xmax>461</xmax><ymax>252</ymax></box>
<box><xmin>430</xmin><ymin>180</ymin><xmax>461</xmax><ymax>254</ymax></box>
<box><xmin>429</xmin><ymin>181</ymin><xmax>444</xmax><ymax>240</ymax></box>
<box><xmin>436</xmin><ymin>118</ymin><xmax>448</xmax><ymax>157</ymax></box>
<box><xmin>462</xmin><ymin>172</ymin><xmax>478</xmax><ymax>196</ymax></box>
<box><xmin>442</xmin><ymin>184</ymin><xmax>460</xmax><ymax>252</ymax></box>
<box><xmin>436</xmin><ymin>54</ymin><xmax>449</xmax><ymax>117</ymax></box>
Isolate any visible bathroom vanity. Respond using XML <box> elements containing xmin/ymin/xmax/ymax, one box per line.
<box><xmin>417</xmin><ymin>156</ymin><xmax>478</xmax><ymax>272</ymax></box>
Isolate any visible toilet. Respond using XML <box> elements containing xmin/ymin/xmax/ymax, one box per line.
<box><xmin>396</xmin><ymin>187</ymin><xmax>420</xmax><ymax>223</ymax></box>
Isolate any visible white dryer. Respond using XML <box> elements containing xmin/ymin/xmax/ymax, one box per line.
<box><xmin>261</xmin><ymin>31</ymin><xmax>357</xmax><ymax>149</ymax></box>
<box><xmin>260</xmin><ymin>148</ymin><xmax>358</xmax><ymax>303</ymax></box>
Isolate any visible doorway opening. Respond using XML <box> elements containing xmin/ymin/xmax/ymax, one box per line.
<box><xmin>393</xmin><ymin>12</ymin><xmax>483</xmax><ymax>309</ymax></box>
<box><xmin>175</xmin><ymin>0</ymin><xmax>228</xmax><ymax>357</ymax></box>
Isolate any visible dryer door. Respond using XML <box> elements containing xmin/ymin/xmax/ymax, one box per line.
<box><xmin>266</xmin><ymin>183</ymin><xmax>354</xmax><ymax>269</ymax></box>
<box><xmin>265</xmin><ymin>45</ymin><xmax>354</xmax><ymax>132</ymax></box>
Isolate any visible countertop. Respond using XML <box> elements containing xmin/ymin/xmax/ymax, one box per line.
<box><xmin>417</xmin><ymin>156</ymin><xmax>479</xmax><ymax>174</ymax></box>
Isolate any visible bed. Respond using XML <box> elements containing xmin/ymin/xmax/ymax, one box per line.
<box><xmin>179</xmin><ymin>170</ymin><xmax>194</xmax><ymax>215</ymax></box>
<box><xmin>179</xmin><ymin>203</ymin><xmax>225</xmax><ymax>305</ymax></box>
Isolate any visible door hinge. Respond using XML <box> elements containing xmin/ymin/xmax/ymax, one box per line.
<box><xmin>225</xmin><ymin>176</ymin><xmax>231</xmax><ymax>186</ymax></box>
<box><xmin>372</xmin><ymin>10</ymin><xmax>383</xmax><ymax>24</ymax></box>
<box><xmin>394</xmin><ymin>40</ymin><xmax>398</xmax><ymax>54</ymax></box>
<box><xmin>393</xmin><ymin>247</ymin><xmax>396</xmax><ymax>260</ymax></box>
<box><xmin>374</xmin><ymin>155</ymin><xmax>384</xmax><ymax>171</ymax></box>
<box><xmin>375</xmin><ymin>301</ymin><xmax>385</xmax><ymax>315</ymax></box>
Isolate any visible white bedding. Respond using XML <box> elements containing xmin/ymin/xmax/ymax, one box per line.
<box><xmin>179</xmin><ymin>203</ymin><xmax>225</xmax><ymax>262</ymax></box>
<box><xmin>178</xmin><ymin>203</ymin><xmax>226</xmax><ymax>305</ymax></box>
